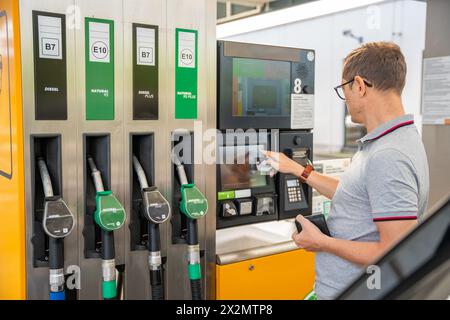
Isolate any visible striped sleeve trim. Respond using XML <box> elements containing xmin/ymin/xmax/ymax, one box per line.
<box><xmin>373</xmin><ymin>215</ymin><xmax>417</xmax><ymax>222</ymax></box>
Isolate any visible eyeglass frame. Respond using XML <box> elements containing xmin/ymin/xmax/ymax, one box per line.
<box><xmin>334</xmin><ymin>77</ymin><xmax>373</xmax><ymax>100</ymax></box>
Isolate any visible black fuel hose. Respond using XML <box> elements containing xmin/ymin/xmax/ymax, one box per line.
<box><xmin>187</xmin><ymin>219</ymin><xmax>201</xmax><ymax>300</ymax></box>
<box><xmin>148</xmin><ymin>223</ymin><xmax>164</xmax><ymax>300</ymax></box>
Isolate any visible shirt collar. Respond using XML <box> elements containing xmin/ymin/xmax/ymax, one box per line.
<box><xmin>357</xmin><ymin>114</ymin><xmax>415</xmax><ymax>146</ymax></box>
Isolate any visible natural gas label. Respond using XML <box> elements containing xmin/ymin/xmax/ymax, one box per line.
<box><xmin>38</xmin><ymin>15</ymin><xmax>62</xmax><ymax>60</ymax></box>
<box><xmin>89</xmin><ymin>21</ymin><xmax>110</xmax><ymax>63</ymax></box>
<box><xmin>175</xmin><ymin>28</ymin><xmax>198</xmax><ymax>119</ymax></box>
<box><xmin>85</xmin><ymin>18</ymin><xmax>115</xmax><ymax>120</ymax></box>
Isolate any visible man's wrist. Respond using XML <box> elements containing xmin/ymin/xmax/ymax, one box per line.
<box><xmin>320</xmin><ymin>234</ymin><xmax>334</xmax><ymax>253</ymax></box>
<box><xmin>294</xmin><ymin>166</ymin><xmax>305</xmax><ymax>178</ymax></box>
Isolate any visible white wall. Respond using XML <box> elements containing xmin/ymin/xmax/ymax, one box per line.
<box><xmin>218</xmin><ymin>0</ymin><xmax>426</xmax><ymax>153</ymax></box>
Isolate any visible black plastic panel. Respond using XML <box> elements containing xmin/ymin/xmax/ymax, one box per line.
<box><xmin>216</xmin><ymin>131</ymin><xmax>278</xmax><ymax>229</ymax></box>
<box><xmin>278</xmin><ymin>131</ymin><xmax>313</xmax><ymax>220</ymax></box>
<box><xmin>217</xmin><ymin>40</ymin><xmax>315</xmax><ymax>130</ymax></box>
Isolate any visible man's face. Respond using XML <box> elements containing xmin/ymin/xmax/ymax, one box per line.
<box><xmin>342</xmin><ymin>78</ymin><xmax>364</xmax><ymax>124</ymax></box>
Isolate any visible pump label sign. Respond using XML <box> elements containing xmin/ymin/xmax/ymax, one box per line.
<box><xmin>175</xmin><ymin>29</ymin><xmax>198</xmax><ymax>119</ymax></box>
<box><xmin>32</xmin><ymin>11</ymin><xmax>67</xmax><ymax>120</ymax></box>
<box><xmin>133</xmin><ymin>24</ymin><xmax>159</xmax><ymax>120</ymax></box>
<box><xmin>178</xmin><ymin>31</ymin><xmax>195</xmax><ymax>68</ymax></box>
<box><xmin>85</xmin><ymin>18</ymin><xmax>115</xmax><ymax>120</ymax></box>
<box><xmin>38</xmin><ymin>15</ymin><xmax>62</xmax><ymax>59</ymax></box>
<box><xmin>89</xmin><ymin>22</ymin><xmax>110</xmax><ymax>63</ymax></box>
<box><xmin>136</xmin><ymin>27</ymin><xmax>155</xmax><ymax>66</ymax></box>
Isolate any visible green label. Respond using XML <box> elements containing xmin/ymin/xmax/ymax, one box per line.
<box><xmin>218</xmin><ymin>191</ymin><xmax>235</xmax><ymax>200</ymax></box>
<box><xmin>188</xmin><ymin>263</ymin><xmax>201</xmax><ymax>280</ymax></box>
<box><xmin>85</xmin><ymin>18</ymin><xmax>115</xmax><ymax>120</ymax></box>
<box><xmin>102</xmin><ymin>280</ymin><xmax>117</xmax><ymax>299</ymax></box>
<box><xmin>95</xmin><ymin>191</ymin><xmax>125</xmax><ymax>231</ymax></box>
<box><xmin>180</xmin><ymin>184</ymin><xmax>208</xmax><ymax>219</ymax></box>
<box><xmin>175</xmin><ymin>28</ymin><xmax>198</xmax><ymax>119</ymax></box>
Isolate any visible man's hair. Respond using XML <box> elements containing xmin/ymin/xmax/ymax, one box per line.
<box><xmin>343</xmin><ymin>42</ymin><xmax>407</xmax><ymax>94</ymax></box>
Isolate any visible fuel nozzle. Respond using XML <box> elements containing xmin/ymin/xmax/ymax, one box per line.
<box><xmin>87</xmin><ymin>156</ymin><xmax>125</xmax><ymax>232</ymax></box>
<box><xmin>37</xmin><ymin>157</ymin><xmax>74</xmax><ymax>300</ymax></box>
<box><xmin>172</xmin><ymin>153</ymin><xmax>207</xmax><ymax>300</ymax></box>
<box><xmin>172</xmin><ymin>155</ymin><xmax>208</xmax><ymax>220</ymax></box>
<box><xmin>87</xmin><ymin>156</ymin><xmax>125</xmax><ymax>300</ymax></box>
<box><xmin>132</xmin><ymin>155</ymin><xmax>171</xmax><ymax>300</ymax></box>
<box><xmin>132</xmin><ymin>155</ymin><xmax>171</xmax><ymax>224</ymax></box>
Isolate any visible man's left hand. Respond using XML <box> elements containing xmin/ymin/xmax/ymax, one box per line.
<box><xmin>292</xmin><ymin>215</ymin><xmax>329</xmax><ymax>252</ymax></box>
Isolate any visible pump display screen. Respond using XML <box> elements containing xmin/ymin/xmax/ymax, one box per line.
<box><xmin>219</xmin><ymin>145</ymin><xmax>268</xmax><ymax>191</ymax></box>
<box><xmin>232</xmin><ymin>57</ymin><xmax>290</xmax><ymax>117</ymax></box>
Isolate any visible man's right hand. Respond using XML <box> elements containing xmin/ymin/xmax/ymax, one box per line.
<box><xmin>263</xmin><ymin>150</ymin><xmax>305</xmax><ymax>177</ymax></box>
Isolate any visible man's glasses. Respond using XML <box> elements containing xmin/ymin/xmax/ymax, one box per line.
<box><xmin>334</xmin><ymin>78</ymin><xmax>373</xmax><ymax>100</ymax></box>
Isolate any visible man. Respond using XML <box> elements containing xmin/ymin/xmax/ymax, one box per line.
<box><xmin>265</xmin><ymin>42</ymin><xmax>429</xmax><ymax>300</ymax></box>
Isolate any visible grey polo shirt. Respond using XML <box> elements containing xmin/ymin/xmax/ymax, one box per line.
<box><xmin>314</xmin><ymin>114</ymin><xmax>429</xmax><ymax>300</ymax></box>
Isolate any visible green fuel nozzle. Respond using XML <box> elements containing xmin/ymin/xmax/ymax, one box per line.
<box><xmin>173</xmin><ymin>156</ymin><xmax>208</xmax><ymax>220</ymax></box>
<box><xmin>87</xmin><ymin>156</ymin><xmax>126</xmax><ymax>300</ymax></box>
<box><xmin>94</xmin><ymin>191</ymin><xmax>125</xmax><ymax>231</ymax></box>
<box><xmin>173</xmin><ymin>156</ymin><xmax>207</xmax><ymax>300</ymax></box>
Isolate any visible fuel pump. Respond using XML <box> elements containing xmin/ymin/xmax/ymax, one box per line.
<box><xmin>174</xmin><ymin>156</ymin><xmax>208</xmax><ymax>300</ymax></box>
<box><xmin>87</xmin><ymin>156</ymin><xmax>125</xmax><ymax>300</ymax></box>
<box><xmin>37</xmin><ymin>157</ymin><xmax>74</xmax><ymax>300</ymax></box>
<box><xmin>132</xmin><ymin>155</ymin><xmax>171</xmax><ymax>300</ymax></box>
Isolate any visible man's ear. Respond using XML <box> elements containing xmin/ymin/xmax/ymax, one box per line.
<box><xmin>354</xmin><ymin>76</ymin><xmax>367</xmax><ymax>97</ymax></box>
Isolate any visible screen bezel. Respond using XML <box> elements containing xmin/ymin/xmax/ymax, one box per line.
<box><xmin>218</xmin><ymin>41</ymin><xmax>299</xmax><ymax>130</ymax></box>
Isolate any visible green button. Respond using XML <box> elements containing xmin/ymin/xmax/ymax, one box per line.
<box><xmin>218</xmin><ymin>191</ymin><xmax>235</xmax><ymax>200</ymax></box>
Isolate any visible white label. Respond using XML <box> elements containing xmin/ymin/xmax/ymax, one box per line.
<box><xmin>235</xmin><ymin>189</ymin><xmax>251</xmax><ymax>199</ymax></box>
<box><xmin>136</xmin><ymin>27</ymin><xmax>155</xmax><ymax>66</ymax></box>
<box><xmin>178</xmin><ymin>31</ymin><xmax>196</xmax><ymax>68</ymax></box>
<box><xmin>422</xmin><ymin>56</ymin><xmax>450</xmax><ymax>125</ymax></box>
<box><xmin>89</xmin><ymin>22</ymin><xmax>110</xmax><ymax>63</ymax></box>
<box><xmin>291</xmin><ymin>94</ymin><xmax>314</xmax><ymax>129</ymax></box>
<box><xmin>312</xmin><ymin>158</ymin><xmax>351</xmax><ymax>217</ymax></box>
<box><xmin>38</xmin><ymin>15</ymin><xmax>62</xmax><ymax>60</ymax></box>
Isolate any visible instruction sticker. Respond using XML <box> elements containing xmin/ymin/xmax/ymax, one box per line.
<box><xmin>89</xmin><ymin>21</ymin><xmax>110</xmax><ymax>63</ymax></box>
<box><xmin>291</xmin><ymin>94</ymin><xmax>314</xmax><ymax>129</ymax></box>
<box><xmin>136</xmin><ymin>27</ymin><xmax>155</xmax><ymax>66</ymax></box>
<box><xmin>38</xmin><ymin>15</ymin><xmax>62</xmax><ymax>60</ymax></box>
<box><xmin>422</xmin><ymin>56</ymin><xmax>450</xmax><ymax>125</ymax></box>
